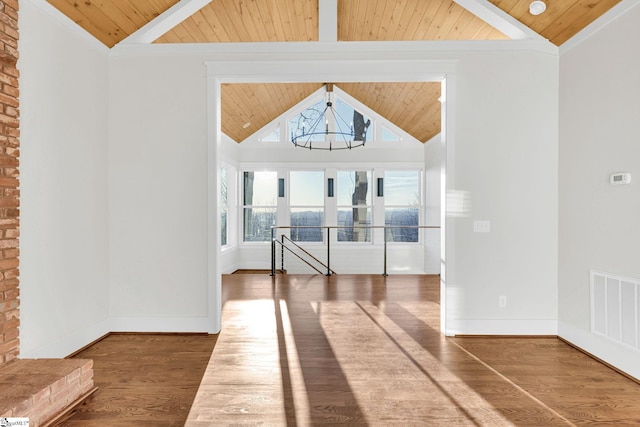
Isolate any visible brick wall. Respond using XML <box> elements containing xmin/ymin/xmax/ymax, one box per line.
<box><xmin>0</xmin><ymin>359</ymin><xmax>95</xmax><ymax>426</ymax></box>
<box><xmin>0</xmin><ymin>0</ymin><xmax>20</xmax><ymax>367</ymax></box>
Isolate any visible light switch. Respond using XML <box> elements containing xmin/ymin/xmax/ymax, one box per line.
<box><xmin>473</xmin><ymin>220</ymin><xmax>491</xmax><ymax>233</ymax></box>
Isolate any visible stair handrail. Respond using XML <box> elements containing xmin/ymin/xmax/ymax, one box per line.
<box><xmin>271</xmin><ymin>225</ymin><xmax>441</xmax><ymax>276</ymax></box>
<box><xmin>272</xmin><ymin>238</ymin><xmax>324</xmax><ymax>275</ymax></box>
<box><xmin>280</xmin><ymin>234</ymin><xmax>337</xmax><ymax>276</ymax></box>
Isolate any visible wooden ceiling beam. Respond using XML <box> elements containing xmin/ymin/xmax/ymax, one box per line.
<box><xmin>118</xmin><ymin>0</ymin><xmax>212</xmax><ymax>45</ymax></box>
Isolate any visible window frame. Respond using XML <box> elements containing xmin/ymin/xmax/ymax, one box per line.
<box><xmin>241</xmin><ymin>170</ymin><xmax>278</xmax><ymax>244</ymax></box>
<box><xmin>336</xmin><ymin>169</ymin><xmax>373</xmax><ymax>244</ymax></box>
<box><xmin>383</xmin><ymin>169</ymin><xmax>422</xmax><ymax>244</ymax></box>
<box><xmin>289</xmin><ymin>169</ymin><xmax>326</xmax><ymax>243</ymax></box>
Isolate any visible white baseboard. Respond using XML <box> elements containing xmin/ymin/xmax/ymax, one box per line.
<box><xmin>220</xmin><ymin>247</ymin><xmax>240</xmax><ymax>274</ymax></box>
<box><xmin>20</xmin><ymin>318</ymin><xmax>111</xmax><ymax>359</ymax></box>
<box><xmin>235</xmin><ymin>261</ymin><xmax>272</xmax><ymax>271</ymax></box>
<box><xmin>558</xmin><ymin>321</ymin><xmax>640</xmax><ymax>381</ymax></box>
<box><xmin>220</xmin><ymin>262</ymin><xmax>241</xmax><ymax>274</ymax></box>
<box><xmin>20</xmin><ymin>315</ymin><xmax>217</xmax><ymax>359</ymax></box>
<box><xmin>108</xmin><ymin>316</ymin><xmax>213</xmax><ymax>334</ymax></box>
<box><xmin>445</xmin><ymin>318</ymin><xmax>558</xmax><ymax>336</ymax></box>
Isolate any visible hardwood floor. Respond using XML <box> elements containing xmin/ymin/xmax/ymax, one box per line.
<box><xmin>187</xmin><ymin>274</ymin><xmax>640</xmax><ymax>426</ymax></box>
<box><xmin>59</xmin><ymin>334</ymin><xmax>218</xmax><ymax>426</ymax></box>
<box><xmin>59</xmin><ymin>274</ymin><xmax>640</xmax><ymax>426</ymax></box>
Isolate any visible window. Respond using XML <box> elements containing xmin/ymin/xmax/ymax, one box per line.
<box><xmin>260</xmin><ymin>125</ymin><xmax>280</xmax><ymax>143</ymax></box>
<box><xmin>289</xmin><ymin>99</ymin><xmax>326</xmax><ymax>143</ymax></box>
<box><xmin>243</xmin><ymin>171</ymin><xmax>277</xmax><ymax>242</ymax></box>
<box><xmin>334</xmin><ymin>98</ymin><xmax>372</xmax><ymax>143</ymax></box>
<box><xmin>384</xmin><ymin>170</ymin><xmax>420</xmax><ymax>242</ymax></box>
<box><xmin>337</xmin><ymin>170</ymin><xmax>372</xmax><ymax>242</ymax></box>
<box><xmin>290</xmin><ymin>171</ymin><xmax>324</xmax><ymax>242</ymax></box>
<box><xmin>382</xmin><ymin>126</ymin><xmax>400</xmax><ymax>142</ymax></box>
<box><xmin>288</xmin><ymin>95</ymin><xmax>372</xmax><ymax>147</ymax></box>
<box><xmin>220</xmin><ymin>166</ymin><xmax>228</xmax><ymax>246</ymax></box>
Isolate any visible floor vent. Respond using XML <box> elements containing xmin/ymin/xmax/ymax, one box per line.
<box><xmin>591</xmin><ymin>270</ymin><xmax>640</xmax><ymax>352</ymax></box>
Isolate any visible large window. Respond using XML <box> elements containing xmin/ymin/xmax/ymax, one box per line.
<box><xmin>290</xmin><ymin>171</ymin><xmax>324</xmax><ymax>242</ymax></box>
<box><xmin>243</xmin><ymin>171</ymin><xmax>277</xmax><ymax>242</ymax></box>
<box><xmin>384</xmin><ymin>170</ymin><xmax>420</xmax><ymax>242</ymax></box>
<box><xmin>337</xmin><ymin>170</ymin><xmax>372</xmax><ymax>242</ymax></box>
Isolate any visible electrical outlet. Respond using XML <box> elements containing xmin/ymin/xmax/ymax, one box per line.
<box><xmin>499</xmin><ymin>295</ymin><xmax>507</xmax><ymax>308</ymax></box>
<box><xmin>474</xmin><ymin>220</ymin><xmax>491</xmax><ymax>233</ymax></box>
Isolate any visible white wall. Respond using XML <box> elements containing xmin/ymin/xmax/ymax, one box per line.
<box><xmin>445</xmin><ymin>50</ymin><xmax>559</xmax><ymax>335</ymax></box>
<box><xmin>19</xmin><ymin>1</ymin><xmax>111</xmax><ymax>357</ymax></box>
<box><xmin>18</xmin><ymin>3</ymin><xmax>561</xmax><ymax>354</ymax></box>
<box><xmin>219</xmin><ymin>134</ymin><xmax>239</xmax><ymax>274</ymax></box>
<box><xmin>106</xmin><ymin>44</ymin><xmax>558</xmax><ymax>337</ymax></box>
<box><xmin>559</xmin><ymin>4</ymin><xmax>640</xmax><ymax>379</ymax></box>
<box><xmin>108</xmin><ymin>54</ymin><xmax>211</xmax><ymax>331</ymax></box>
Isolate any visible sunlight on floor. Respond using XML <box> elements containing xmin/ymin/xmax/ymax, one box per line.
<box><xmin>187</xmin><ymin>297</ymin><xmax>525</xmax><ymax>425</ymax></box>
<box><xmin>310</xmin><ymin>300</ymin><xmax>515</xmax><ymax>426</ymax></box>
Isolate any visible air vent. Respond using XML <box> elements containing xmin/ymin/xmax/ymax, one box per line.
<box><xmin>591</xmin><ymin>271</ymin><xmax>640</xmax><ymax>352</ymax></box>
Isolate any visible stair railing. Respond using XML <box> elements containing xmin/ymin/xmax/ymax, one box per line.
<box><xmin>271</xmin><ymin>225</ymin><xmax>440</xmax><ymax>276</ymax></box>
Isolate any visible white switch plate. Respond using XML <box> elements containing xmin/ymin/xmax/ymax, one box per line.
<box><xmin>473</xmin><ymin>220</ymin><xmax>491</xmax><ymax>233</ymax></box>
<box><xmin>499</xmin><ymin>295</ymin><xmax>507</xmax><ymax>307</ymax></box>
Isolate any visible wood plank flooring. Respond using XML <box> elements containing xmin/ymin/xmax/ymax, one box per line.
<box><xmin>59</xmin><ymin>334</ymin><xmax>217</xmax><ymax>426</ymax></box>
<box><xmin>187</xmin><ymin>274</ymin><xmax>640</xmax><ymax>426</ymax></box>
<box><xmin>57</xmin><ymin>274</ymin><xmax>640</xmax><ymax>426</ymax></box>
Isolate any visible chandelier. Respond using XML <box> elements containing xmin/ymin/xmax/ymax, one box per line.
<box><xmin>291</xmin><ymin>84</ymin><xmax>371</xmax><ymax>151</ymax></box>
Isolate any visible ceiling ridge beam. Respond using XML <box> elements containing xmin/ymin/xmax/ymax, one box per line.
<box><xmin>453</xmin><ymin>0</ymin><xmax>546</xmax><ymax>41</ymax></box>
<box><xmin>318</xmin><ymin>0</ymin><xmax>338</xmax><ymax>42</ymax></box>
<box><xmin>118</xmin><ymin>0</ymin><xmax>212</xmax><ymax>45</ymax></box>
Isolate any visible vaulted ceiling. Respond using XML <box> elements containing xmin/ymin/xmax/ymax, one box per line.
<box><xmin>47</xmin><ymin>0</ymin><xmax>622</xmax><ymax>143</ymax></box>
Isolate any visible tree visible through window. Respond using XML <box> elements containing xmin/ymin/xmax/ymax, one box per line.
<box><xmin>337</xmin><ymin>170</ymin><xmax>371</xmax><ymax>242</ymax></box>
<box><xmin>243</xmin><ymin>171</ymin><xmax>277</xmax><ymax>242</ymax></box>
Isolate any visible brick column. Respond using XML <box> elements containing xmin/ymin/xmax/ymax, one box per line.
<box><xmin>0</xmin><ymin>0</ymin><xmax>19</xmax><ymax>366</ymax></box>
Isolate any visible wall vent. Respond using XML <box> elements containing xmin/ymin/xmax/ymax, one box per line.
<box><xmin>591</xmin><ymin>270</ymin><xmax>640</xmax><ymax>353</ymax></box>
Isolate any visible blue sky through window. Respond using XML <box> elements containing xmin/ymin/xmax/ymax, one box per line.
<box><xmin>290</xmin><ymin>171</ymin><xmax>324</xmax><ymax>206</ymax></box>
<box><xmin>384</xmin><ymin>171</ymin><xmax>419</xmax><ymax>206</ymax></box>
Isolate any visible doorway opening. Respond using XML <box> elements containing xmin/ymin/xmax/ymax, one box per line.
<box><xmin>206</xmin><ymin>58</ymin><xmax>455</xmax><ymax>335</ymax></box>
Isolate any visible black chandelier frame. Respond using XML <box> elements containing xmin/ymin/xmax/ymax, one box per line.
<box><xmin>290</xmin><ymin>85</ymin><xmax>370</xmax><ymax>151</ymax></box>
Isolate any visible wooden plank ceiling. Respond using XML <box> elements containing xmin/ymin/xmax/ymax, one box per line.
<box><xmin>157</xmin><ymin>0</ymin><xmax>318</xmax><ymax>43</ymax></box>
<box><xmin>222</xmin><ymin>83</ymin><xmax>323</xmax><ymax>143</ymax></box>
<box><xmin>489</xmin><ymin>0</ymin><xmax>622</xmax><ymax>46</ymax></box>
<box><xmin>47</xmin><ymin>0</ymin><xmax>622</xmax><ymax>47</ymax></box>
<box><xmin>47</xmin><ymin>0</ymin><xmax>622</xmax><ymax>143</ymax></box>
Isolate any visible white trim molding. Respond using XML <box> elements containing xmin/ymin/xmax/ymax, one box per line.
<box><xmin>446</xmin><ymin>319</ymin><xmax>558</xmax><ymax>336</ymax></box>
<box><xmin>559</xmin><ymin>321</ymin><xmax>640</xmax><ymax>381</ymax></box>
<box><xmin>205</xmin><ymin>57</ymin><xmax>458</xmax><ymax>336</ymax></box>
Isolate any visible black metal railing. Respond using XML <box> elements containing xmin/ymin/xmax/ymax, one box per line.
<box><xmin>271</xmin><ymin>225</ymin><xmax>440</xmax><ymax>276</ymax></box>
<box><xmin>272</xmin><ymin>235</ymin><xmax>338</xmax><ymax>275</ymax></box>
